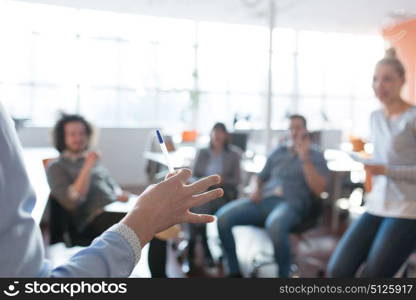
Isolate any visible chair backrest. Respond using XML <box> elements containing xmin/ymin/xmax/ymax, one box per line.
<box><xmin>229</xmin><ymin>132</ymin><xmax>248</xmax><ymax>152</ymax></box>
<box><xmin>290</xmin><ymin>196</ymin><xmax>323</xmax><ymax>234</ymax></box>
<box><xmin>42</xmin><ymin>158</ymin><xmax>54</xmax><ymax>169</ymax></box>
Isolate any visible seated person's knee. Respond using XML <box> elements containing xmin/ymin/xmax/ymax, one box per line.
<box><xmin>216</xmin><ymin>209</ymin><xmax>232</xmax><ymax>231</ymax></box>
<box><xmin>265</xmin><ymin>217</ymin><xmax>287</xmax><ymax>239</ymax></box>
<box><xmin>326</xmin><ymin>259</ymin><xmax>350</xmax><ymax>278</ymax></box>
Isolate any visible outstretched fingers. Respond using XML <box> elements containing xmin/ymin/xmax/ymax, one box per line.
<box><xmin>186</xmin><ymin>174</ymin><xmax>221</xmax><ymax>195</ymax></box>
<box><xmin>189</xmin><ymin>188</ymin><xmax>223</xmax><ymax>208</ymax></box>
<box><xmin>183</xmin><ymin>212</ymin><xmax>216</xmax><ymax>224</ymax></box>
<box><xmin>170</xmin><ymin>169</ymin><xmax>192</xmax><ymax>184</ymax></box>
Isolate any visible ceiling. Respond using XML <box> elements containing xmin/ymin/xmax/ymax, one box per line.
<box><xmin>16</xmin><ymin>0</ymin><xmax>416</xmax><ymax>34</ymax></box>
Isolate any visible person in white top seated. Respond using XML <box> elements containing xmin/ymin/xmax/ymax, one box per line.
<box><xmin>327</xmin><ymin>48</ymin><xmax>416</xmax><ymax>277</ymax></box>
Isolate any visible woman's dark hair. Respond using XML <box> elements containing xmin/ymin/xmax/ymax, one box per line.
<box><xmin>52</xmin><ymin>114</ymin><xmax>93</xmax><ymax>153</ymax></box>
<box><xmin>210</xmin><ymin>122</ymin><xmax>230</xmax><ymax>151</ymax></box>
<box><xmin>289</xmin><ymin>114</ymin><xmax>307</xmax><ymax>129</ymax></box>
<box><xmin>377</xmin><ymin>48</ymin><xmax>406</xmax><ymax>80</ymax></box>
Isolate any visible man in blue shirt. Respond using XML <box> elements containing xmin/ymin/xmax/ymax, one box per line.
<box><xmin>216</xmin><ymin>115</ymin><xmax>330</xmax><ymax>277</ymax></box>
<box><xmin>0</xmin><ymin>102</ymin><xmax>223</xmax><ymax>277</ymax></box>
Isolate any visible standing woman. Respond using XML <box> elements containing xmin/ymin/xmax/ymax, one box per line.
<box><xmin>185</xmin><ymin>122</ymin><xmax>242</xmax><ymax>273</ymax></box>
<box><xmin>327</xmin><ymin>49</ymin><xmax>416</xmax><ymax>277</ymax></box>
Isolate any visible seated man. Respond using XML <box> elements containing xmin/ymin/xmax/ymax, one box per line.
<box><xmin>216</xmin><ymin>115</ymin><xmax>329</xmax><ymax>277</ymax></box>
<box><xmin>0</xmin><ymin>101</ymin><xmax>223</xmax><ymax>277</ymax></box>
<box><xmin>46</xmin><ymin>114</ymin><xmax>167</xmax><ymax>277</ymax></box>
<box><xmin>47</xmin><ymin>114</ymin><xmax>131</xmax><ymax>238</ymax></box>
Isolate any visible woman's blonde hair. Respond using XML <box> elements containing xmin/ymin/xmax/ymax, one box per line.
<box><xmin>376</xmin><ymin>48</ymin><xmax>406</xmax><ymax>80</ymax></box>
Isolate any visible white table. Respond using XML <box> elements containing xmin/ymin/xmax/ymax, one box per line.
<box><xmin>22</xmin><ymin>147</ymin><xmax>58</xmax><ymax>224</ymax></box>
<box><xmin>144</xmin><ymin>146</ymin><xmax>197</xmax><ymax>169</ymax></box>
<box><xmin>104</xmin><ymin>195</ymin><xmax>138</xmax><ymax>214</ymax></box>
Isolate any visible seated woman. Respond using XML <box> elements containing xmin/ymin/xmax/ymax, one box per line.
<box><xmin>327</xmin><ymin>49</ymin><xmax>416</xmax><ymax>277</ymax></box>
<box><xmin>46</xmin><ymin>114</ymin><xmax>167</xmax><ymax>277</ymax></box>
<box><xmin>185</xmin><ymin>122</ymin><xmax>241</xmax><ymax>273</ymax></box>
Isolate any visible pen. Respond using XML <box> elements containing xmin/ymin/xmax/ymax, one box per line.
<box><xmin>156</xmin><ymin>130</ymin><xmax>175</xmax><ymax>174</ymax></box>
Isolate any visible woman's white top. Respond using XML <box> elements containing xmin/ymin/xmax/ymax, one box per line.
<box><xmin>365</xmin><ymin>106</ymin><xmax>416</xmax><ymax>219</ymax></box>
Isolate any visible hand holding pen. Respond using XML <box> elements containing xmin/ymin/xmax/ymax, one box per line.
<box><xmin>156</xmin><ymin>129</ymin><xmax>175</xmax><ymax>174</ymax></box>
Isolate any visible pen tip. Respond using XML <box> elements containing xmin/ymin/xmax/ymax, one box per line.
<box><xmin>156</xmin><ymin>130</ymin><xmax>163</xmax><ymax>143</ymax></box>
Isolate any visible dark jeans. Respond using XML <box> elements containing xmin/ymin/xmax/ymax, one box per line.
<box><xmin>327</xmin><ymin>212</ymin><xmax>416</xmax><ymax>277</ymax></box>
<box><xmin>187</xmin><ymin>185</ymin><xmax>238</xmax><ymax>265</ymax></box>
<box><xmin>148</xmin><ymin>238</ymin><xmax>168</xmax><ymax>278</ymax></box>
<box><xmin>82</xmin><ymin>211</ymin><xmax>168</xmax><ymax>278</ymax></box>
<box><xmin>216</xmin><ymin>196</ymin><xmax>303</xmax><ymax>277</ymax></box>
<box><xmin>187</xmin><ymin>222</ymin><xmax>213</xmax><ymax>263</ymax></box>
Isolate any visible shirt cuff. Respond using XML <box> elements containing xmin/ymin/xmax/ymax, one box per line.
<box><xmin>108</xmin><ymin>223</ymin><xmax>142</xmax><ymax>265</ymax></box>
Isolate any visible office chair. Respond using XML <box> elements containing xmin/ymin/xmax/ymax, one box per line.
<box><xmin>400</xmin><ymin>252</ymin><xmax>416</xmax><ymax>278</ymax></box>
<box><xmin>229</xmin><ymin>132</ymin><xmax>248</xmax><ymax>153</ymax></box>
<box><xmin>250</xmin><ymin>196</ymin><xmax>324</xmax><ymax>278</ymax></box>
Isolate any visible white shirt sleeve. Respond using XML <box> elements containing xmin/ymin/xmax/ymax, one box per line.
<box><xmin>386</xmin><ymin>166</ymin><xmax>416</xmax><ymax>184</ymax></box>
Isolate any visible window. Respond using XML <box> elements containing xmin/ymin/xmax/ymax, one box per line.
<box><xmin>270</xmin><ymin>28</ymin><xmax>384</xmax><ymax>138</ymax></box>
<box><xmin>0</xmin><ymin>0</ymin><xmax>384</xmax><ymax>140</ymax></box>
